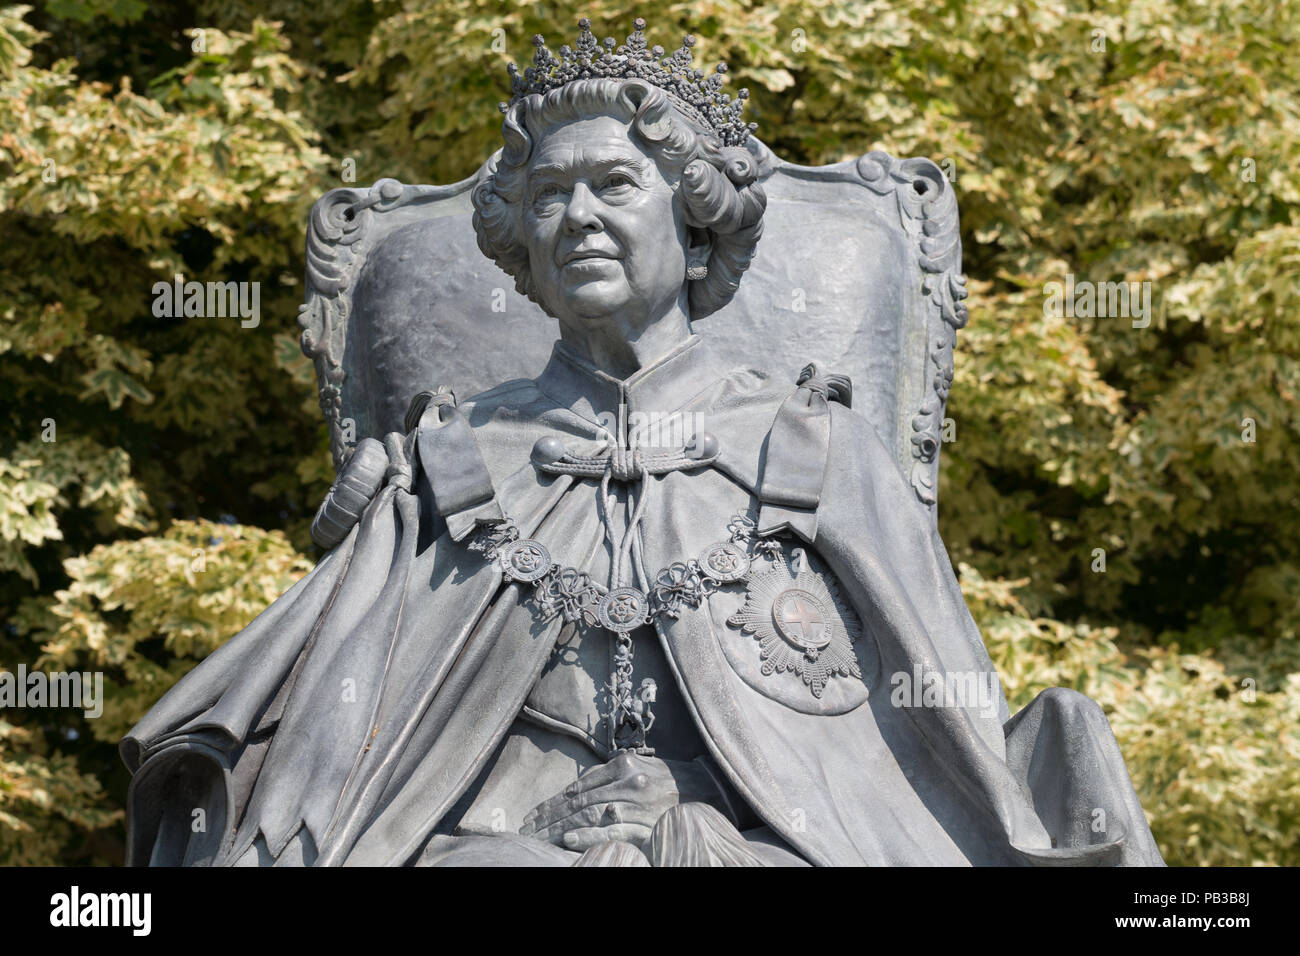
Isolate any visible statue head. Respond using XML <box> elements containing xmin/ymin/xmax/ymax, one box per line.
<box><xmin>471</xmin><ymin>18</ymin><xmax>767</xmax><ymax>339</ymax></box>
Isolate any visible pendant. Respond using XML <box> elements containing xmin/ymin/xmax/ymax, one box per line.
<box><xmin>596</xmin><ymin>586</ymin><xmax>650</xmax><ymax>633</ymax></box>
<box><xmin>606</xmin><ymin>633</ymin><xmax>656</xmax><ymax>755</ymax></box>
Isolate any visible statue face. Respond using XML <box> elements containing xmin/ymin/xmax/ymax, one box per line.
<box><xmin>522</xmin><ymin>114</ymin><xmax>688</xmax><ymax>329</ymax></box>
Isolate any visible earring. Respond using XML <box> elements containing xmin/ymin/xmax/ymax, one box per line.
<box><xmin>686</xmin><ymin>258</ymin><xmax>708</xmax><ymax>281</ymax></box>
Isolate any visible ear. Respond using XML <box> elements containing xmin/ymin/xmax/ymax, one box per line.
<box><xmin>686</xmin><ymin>226</ymin><xmax>713</xmax><ymax>265</ymax></box>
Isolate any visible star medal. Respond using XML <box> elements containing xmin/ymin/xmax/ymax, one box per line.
<box><xmin>727</xmin><ymin>549</ymin><xmax>862</xmax><ymax>698</ymax></box>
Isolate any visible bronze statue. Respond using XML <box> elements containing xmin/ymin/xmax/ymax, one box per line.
<box><xmin>122</xmin><ymin>17</ymin><xmax>1163</xmax><ymax>867</ymax></box>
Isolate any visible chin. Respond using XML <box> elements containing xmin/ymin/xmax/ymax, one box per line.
<box><xmin>559</xmin><ymin>284</ymin><xmax>632</xmax><ymax>318</ymax></box>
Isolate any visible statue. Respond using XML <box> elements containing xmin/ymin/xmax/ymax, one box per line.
<box><xmin>121</xmin><ymin>17</ymin><xmax>1164</xmax><ymax>866</ymax></box>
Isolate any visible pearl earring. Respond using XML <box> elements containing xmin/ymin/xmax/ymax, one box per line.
<box><xmin>686</xmin><ymin>258</ymin><xmax>709</xmax><ymax>281</ymax></box>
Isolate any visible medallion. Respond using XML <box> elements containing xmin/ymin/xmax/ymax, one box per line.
<box><xmin>698</xmin><ymin>540</ymin><xmax>751</xmax><ymax>583</ymax></box>
<box><xmin>499</xmin><ymin>538</ymin><xmax>552</xmax><ymax>582</ymax></box>
<box><xmin>728</xmin><ymin>555</ymin><xmax>862</xmax><ymax>699</ymax></box>
<box><xmin>597</xmin><ymin>586</ymin><xmax>650</xmax><ymax>633</ymax></box>
<box><xmin>772</xmin><ymin>588</ymin><xmax>831</xmax><ymax>654</ymax></box>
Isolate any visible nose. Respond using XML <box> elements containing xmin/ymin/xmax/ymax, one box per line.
<box><xmin>562</xmin><ymin>181</ymin><xmax>602</xmax><ymax>235</ymax></box>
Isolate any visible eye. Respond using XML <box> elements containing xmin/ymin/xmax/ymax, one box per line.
<box><xmin>530</xmin><ymin>184</ymin><xmax>566</xmax><ymax>206</ymax></box>
<box><xmin>602</xmin><ymin>173</ymin><xmax>636</xmax><ymax>190</ymax></box>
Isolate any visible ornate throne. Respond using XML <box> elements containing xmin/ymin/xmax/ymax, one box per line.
<box><xmin>297</xmin><ymin>138</ymin><xmax>969</xmax><ymax>519</ymax></box>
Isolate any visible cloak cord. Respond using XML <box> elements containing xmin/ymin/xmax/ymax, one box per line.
<box><xmin>598</xmin><ymin>468</ymin><xmax>618</xmax><ymax>580</ymax></box>
<box><xmin>609</xmin><ymin>461</ymin><xmax>653</xmax><ymax>591</ymax></box>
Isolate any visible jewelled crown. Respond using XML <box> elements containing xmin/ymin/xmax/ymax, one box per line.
<box><xmin>503</xmin><ymin>16</ymin><xmax>757</xmax><ymax>147</ymax></box>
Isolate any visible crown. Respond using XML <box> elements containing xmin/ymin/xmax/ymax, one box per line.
<box><xmin>503</xmin><ymin>16</ymin><xmax>757</xmax><ymax>147</ymax></box>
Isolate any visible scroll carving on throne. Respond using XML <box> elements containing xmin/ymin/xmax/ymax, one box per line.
<box><xmin>121</xmin><ymin>16</ymin><xmax>1164</xmax><ymax>867</ymax></box>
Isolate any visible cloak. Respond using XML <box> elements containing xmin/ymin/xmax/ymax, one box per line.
<box><xmin>121</xmin><ymin>335</ymin><xmax>1164</xmax><ymax>866</ymax></box>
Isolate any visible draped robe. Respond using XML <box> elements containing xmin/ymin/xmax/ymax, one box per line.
<box><xmin>121</xmin><ymin>334</ymin><xmax>1164</xmax><ymax>866</ymax></box>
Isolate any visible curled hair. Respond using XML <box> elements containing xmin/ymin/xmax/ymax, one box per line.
<box><xmin>471</xmin><ymin>78</ymin><xmax>766</xmax><ymax>320</ymax></box>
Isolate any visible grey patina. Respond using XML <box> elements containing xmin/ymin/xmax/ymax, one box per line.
<box><xmin>122</xmin><ymin>17</ymin><xmax>1164</xmax><ymax>867</ymax></box>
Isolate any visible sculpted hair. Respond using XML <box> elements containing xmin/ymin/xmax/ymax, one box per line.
<box><xmin>471</xmin><ymin>78</ymin><xmax>766</xmax><ymax>320</ymax></box>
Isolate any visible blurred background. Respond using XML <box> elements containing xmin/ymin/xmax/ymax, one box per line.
<box><xmin>0</xmin><ymin>0</ymin><xmax>1296</xmax><ymax>866</ymax></box>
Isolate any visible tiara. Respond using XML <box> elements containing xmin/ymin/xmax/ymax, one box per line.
<box><xmin>503</xmin><ymin>16</ymin><xmax>757</xmax><ymax>147</ymax></box>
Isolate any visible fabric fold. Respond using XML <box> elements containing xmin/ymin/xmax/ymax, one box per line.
<box><xmin>122</xmin><ymin>350</ymin><xmax>1163</xmax><ymax>867</ymax></box>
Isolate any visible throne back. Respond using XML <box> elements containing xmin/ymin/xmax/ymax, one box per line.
<box><xmin>298</xmin><ymin>139</ymin><xmax>968</xmax><ymax>516</ymax></box>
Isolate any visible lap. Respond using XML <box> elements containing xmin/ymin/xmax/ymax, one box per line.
<box><xmin>419</xmin><ymin>803</ymin><xmax>810</xmax><ymax>867</ymax></box>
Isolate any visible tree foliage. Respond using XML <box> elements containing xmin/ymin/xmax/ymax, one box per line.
<box><xmin>0</xmin><ymin>0</ymin><xmax>1295</xmax><ymax>865</ymax></box>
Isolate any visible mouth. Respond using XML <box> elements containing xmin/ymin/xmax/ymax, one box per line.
<box><xmin>561</xmin><ymin>249</ymin><xmax>620</xmax><ymax>266</ymax></box>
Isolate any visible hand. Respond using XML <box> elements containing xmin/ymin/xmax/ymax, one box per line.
<box><xmin>520</xmin><ymin>752</ymin><xmax>723</xmax><ymax>852</ymax></box>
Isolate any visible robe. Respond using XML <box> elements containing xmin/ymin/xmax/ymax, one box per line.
<box><xmin>120</xmin><ymin>334</ymin><xmax>1165</xmax><ymax>866</ymax></box>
